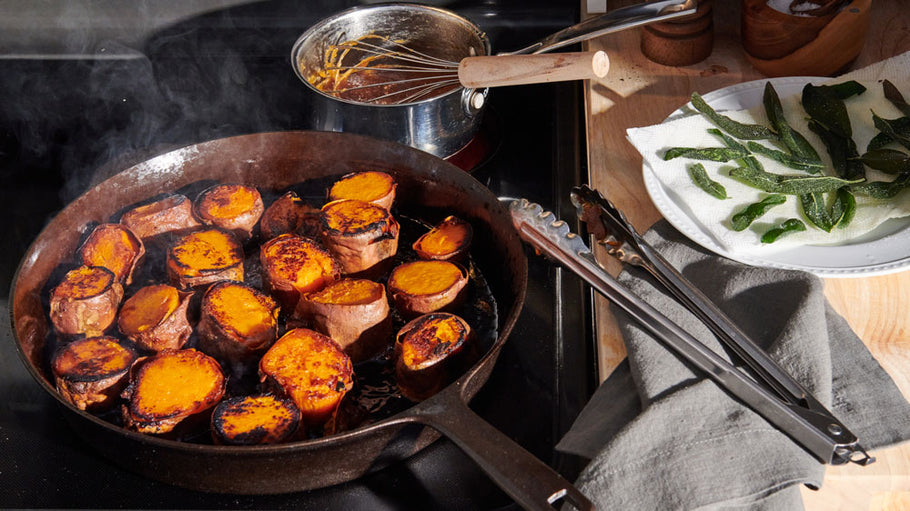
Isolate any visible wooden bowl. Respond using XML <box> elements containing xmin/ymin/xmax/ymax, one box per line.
<box><xmin>741</xmin><ymin>0</ymin><xmax>870</xmax><ymax>77</ymax></box>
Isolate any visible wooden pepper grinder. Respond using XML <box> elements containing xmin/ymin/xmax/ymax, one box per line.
<box><xmin>640</xmin><ymin>0</ymin><xmax>714</xmax><ymax>66</ymax></box>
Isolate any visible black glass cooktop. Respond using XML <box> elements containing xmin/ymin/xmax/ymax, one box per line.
<box><xmin>0</xmin><ymin>1</ymin><xmax>595</xmax><ymax>508</ymax></box>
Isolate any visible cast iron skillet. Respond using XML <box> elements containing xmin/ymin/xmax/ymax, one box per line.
<box><xmin>10</xmin><ymin>131</ymin><xmax>591</xmax><ymax>511</ymax></box>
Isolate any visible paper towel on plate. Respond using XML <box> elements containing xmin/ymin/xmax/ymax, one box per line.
<box><xmin>627</xmin><ymin>51</ymin><xmax>910</xmax><ymax>257</ymax></box>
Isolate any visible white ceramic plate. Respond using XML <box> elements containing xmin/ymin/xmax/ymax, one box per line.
<box><xmin>642</xmin><ymin>77</ymin><xmax>910</xmax><ymax>278</ymax></box>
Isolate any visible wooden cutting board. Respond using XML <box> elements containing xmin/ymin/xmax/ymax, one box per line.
<box><xmin>580</xmin><ymin>0</ymin><xmax>910</xmax><ymax>509</ymax></box>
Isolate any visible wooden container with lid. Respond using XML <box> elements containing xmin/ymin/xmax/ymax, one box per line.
<box><xmin>640</xmin><ymin>0</ymin><xmax>714</xmax><ymax>66</ymax></box>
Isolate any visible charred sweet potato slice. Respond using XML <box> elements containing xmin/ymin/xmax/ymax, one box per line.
<box><xmin>260</xmin><ymin>190</ymin><xmax>322</xmax><ymax>240</ymax></box>
<box><xmin>387</xmin><ymin>260</ymin><xmax>468</xmax><ymax>318</ymax></box>
<box><xmin>197</xmin><ymin>280</ymin><xmax>280</xmax><ymax>364</ymax></box>
<box><xmin>118</xmin><ymin>284</ymin><xmax>193</xmax><ymax>352</ymax></box>
<box><xmin>49</xmin><ymin>265</ymin><xmax>124</xmax><ymax>337</ymax></box>
<box><xmin>412</xmin><ymin>216</ymin><xmax>473</xmax><ymax>263</ymax></box>
<box><xmin>119</xmin><ymin>194</ymin><xmax>201</xmax><ymax>240</ymax></box>
<box><xmin>260</xmin><ymin>233</ymin><xmax>341</xmax><ymax>317</ymax></box>
<box><xmin>194</xmin><ymin>183</ymin><xmax>264</xmax><ymax>240</ymax></box>
<box><xmin>52</xmin><ymin>336</ymin><xmax>138</xmax><ymax>411</ymax></box>
<box><xmin>167</xmin><ymin>228</ymin><xmax>244</xmax><ymax>289</ymax></box>
<box><xmin>79</xmin><ymin>223</ymin><xmax>145</xmax><ymax>285</ymax></box>
<box><xmin>395</xmin><ymin>313</ymin><xmax>471</xmax><ymax>401</ymax></box>
<box><xmin>320</xmin><ymin>199</ymin><xmax>399</xmax><ymax>276</ymax></box>
<box><xmin>327</xmin><ymin>171</ymin><xmax>397</xmax><ymax>211</ymax></box>
<box><xmin>211</xmin><ymin>394</ymin><xmax>301</xmax><ymax>445</ymax></box>
<box><xmin>259</xmin><ymin>328</ymin><xmax>354</xmax><ymax>429</ymax></box>
<box><xmin>121</xmin><ymin>349</ymin><xmax>226</xmax><ymax>436</ymax></box>
<box><xmin>298</xmin><ymin>278</ymin><xmax>391</xmax><ymax>363</ymax></box>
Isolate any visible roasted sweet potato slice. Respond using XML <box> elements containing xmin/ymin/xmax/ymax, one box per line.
<box><xmin>260</xmin><ymin>233</ymin><xmax>341</xmax><ymax>317</ymax></box>
<box><xmin>78</xmin><ymin>223</ymin><xmax>145</xmax><ymax>285</ymax></box>
<box><xmin>298</xmin><ymin>278</ymin><xmax>391</xmax><ymax>363</ymax></box>
<box><xmin>119</xmin><ymin>194</ymin><xmax>201</xmax><ymax>240</ymax></box>
<box><xmin>211</xmin><ymin>394</ymin><xmax>301</xmax><ymax>445</ymax></box>
<box><xmin>118</xmin><ymin>284</ymin><xmax>193</xmax><ymax>352</ymax></box>
<box><xmin>259</xmin><ymin>328</ymin><xmax>354</xmax><ymax>429</ymax></box>
<box><xmin>320</xmin><ymin>199</ymin><xmax>399</xmax><ymax>276</ymax></box>
<box><xmin>327</xmin><ymin>171</ymin><xmax>397</xmax><ymax>211</ymax></box>
<box><xmin>197</xmin><ymin>280</ymin><xmax>280</xmax><ymax>364</ymax></box>
<box><xmin>49</xmin><ymin>265</ymin><xmax>124</xmax><ymax>337</ymax></box>
<box><xmin>194</xmin><ymin>183</ymin><xmax>264</xmax><ymax>240</ymax></box>
<box><xmin>260</xmin><ymin>190</ymin><xmax>322</xmax><ymax>240</ymax></box>
<box><xmin>412</xmin><ymin>216</ymin><xmax>473</xmax><ymax>263</ymax></box>
<box><xmin>166</xmin><ymin>228</ymin><xmax>244</xmax><ymax>289</ymax></box>
<box><xmin>387</xmin><ymin>260</ymin><xmax>468</xmax><ymax>318</ymax></box>
<box><xmin>121</xmin><ymin>349</ymin><xmax>226</xmax><ymax>436</ymax></box>
<box><xmin>52</xmin><ymin>336</ymin><xmax>138</xmax><ymax>411</ymax></box>
<box><xmin>395</xmin><ymin>312</ymin><xmax>471</xmax><ymax>401</ymax></box>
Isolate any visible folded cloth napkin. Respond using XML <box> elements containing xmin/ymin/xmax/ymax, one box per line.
<box><xmin>556</xmin><ymin>220</ymin><xmax>910</xmax><ymax>510</ymax></box>
<box><xmin>626</xmin><ymin>51</ymin><xmax>910</xmax><ymax>255</ymax></box>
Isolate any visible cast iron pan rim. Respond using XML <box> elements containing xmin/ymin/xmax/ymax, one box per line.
<box><xmin>8</xmin><ymin>129</ymin><xmax>528</xmax><ymax>456</ymax></box>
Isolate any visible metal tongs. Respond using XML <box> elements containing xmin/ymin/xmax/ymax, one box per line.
<box><xmin>507</xmin><ymin>185</ymin><xmax>874</xmax><ymax>466</ymax></box>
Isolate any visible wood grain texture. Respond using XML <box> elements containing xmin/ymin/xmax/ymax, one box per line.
<box><xmin>581</xmin><ymin>0</ymin><xmax>910</xmax><ymax>508</ymax></box>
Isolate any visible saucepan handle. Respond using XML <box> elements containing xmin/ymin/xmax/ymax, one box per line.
<box><xmin>407</xmin><ymin>387</ymin><xmax>593</xmax><ymax>511</ymax></box>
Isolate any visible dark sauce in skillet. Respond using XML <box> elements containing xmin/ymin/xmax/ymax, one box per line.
<box><xmin>40</xmin><ymin>177</ymin><xmax>499</xmax><ymax>444</ymax></box>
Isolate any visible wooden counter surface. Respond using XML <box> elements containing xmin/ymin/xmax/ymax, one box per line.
<box><xmin>581</xmin><ymin>1</ymin><xmax>910</xmax><ymax>509</ymax></box>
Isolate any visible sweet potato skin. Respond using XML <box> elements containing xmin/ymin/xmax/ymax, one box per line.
<box><xmin>259</xmin><ymin>233</ymin><xmax>342</xmax><ymax>317</ymax></box>
<box><xmin>79</xmin><ymin>223</ymin><xmax>146</xmax><ymax>285</ymax></box>
<box><xmin>194</xmin><ymin>183</ymin><xmax>264</xmax><ymax>240</ymax></box>
<box><xmin>298</xmin><ymin>278</ymin><xmax>391</xmax><ymax>363</ymax></box>
<box><xmin>120</xmin><ymin>194</ymin><xmax>201</xmax><ymax>240</ymax></box>
<box><xmin>412</xmin><ymin>215</ymin><xmax>473</xmax><ymax>263</ymax></box>
<box><xmin>211</xmin><ymin>394</ymin><xmax>301</xmax><ymax>445</ymax></box>
<box><xmin>394</xmin><ymin>313</ymin><xmax>471</xmax><ymax>401</ymax></box>
<box><xmin>52</xmin><ymin>336</ymin><xmax>138</xmax><ymax>411</ymax></box>
<box><xmin>118</xmin><ymin>284</ymin><xmax>193</xmax><ymax>352</ymax></box>
<box><xmin>197</xmin><ymin>280</ymin><xmax>280</xmax><ymax>364</ymax></box>
<box><xmin>260</xmin><ymin>191</ymin><xmax>322</xmax><ymax>240</ymax></box>
<box><xmin>387</xmin><ymin>260</ymin><xmax>469</xmax><ymax>318</ymax></box>
<box><xmin>327</xmin><ymin>171</ymin><xmax>397</xmax><ymax>211</ymax></box>
<box><xmin>319</xmin><ymin>199</ymin><xmax>399</xmax><ymax>276</ymax></box>
<box><xmin>121</xmin><ymin>349</ymin><xmax>226</xmax><ymax>436</ymax></box>
<box><xmin>259</xmin><ymin>328</ymin><xmax>354</xmax><ymax>429</ymax></box>
<box><xmin>166</xmin><ymin>228</ymin><xmax>244</xmax><ymax>289</ymax></box>
<box><xmin>49</xmin><ymin>265</ymin><xmax>124</xmax><ymax>337</ymax></box>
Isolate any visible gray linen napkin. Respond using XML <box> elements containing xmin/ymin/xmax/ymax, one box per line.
<box><xmin>556</xmin><ymin>220</ymin><xmax>910</xmax><ymax>510</ymax></box>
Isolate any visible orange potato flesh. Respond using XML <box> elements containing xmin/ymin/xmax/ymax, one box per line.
<box><xmin>307</xmin><ymin>278</ymin><xmax>384</xmax><ymax>305</ymax></box>
<box><xmin>211</xmin><ymin>394</ymin><xmax>300</xmax><ymax>445</ymax></box>
<box><xmin>54</xmin><ymin>265</ymin><xmax>116</xmax><ymax>299</ymax></box>
<box><xmin>322</xmin><ymin>199</ymin><xmax>389</xmax><ymax>232</ymax></box>
<box><xmin>395</xmin><ymin>313</ymin><xmax>471</xmax><ymax>401</ymax></box>
<box><xmin>119</xmin><ymin>194</ymin><xmax>201</xmax><ymax>240</ymax></box>
<box><xmin>260</xmin><ymin>191</ymin><xmax>322</xmax><ymax>240</ymax></box>
<box><xmin>412</xmin><ymin>216</ymin><xmax>473</xmax><ymax>262</ymax></box>
<box><xmin>301</xmin><ymin>279</ymin><xmax>391</xmax><ymax>362</ymax></box>
<box><xmin>320</xmin><ymin>199</ymin><xmax>399</xmax><ymax>275</ymax></box>
<box><xmin>52</xmin><ymin>336</ymin><xmax>137</xmax><ymax>411</ymax></box>
<box><xmin>49</xmin><ymin>265</ymin><xmax>124</xmax><ymax>337</ymax></box>
<box><xmin>198</xmin><ymin>281</ymin><xmax>279</xmax><ymax>363</ymax></box>
<box><xmin>118</xmin><ymin>284</ymin><xmax>180</xmax><ymax>335</ymax></box>
<box><xmin>260</xmin><ymin>233</ymin><xmax>341</xmax><ymax>315</ymax></box>
<box><xmin>327</xmin><ymin>171</ymin><xmax>397</xmax><ymax>210</ymax></box>
<box><xmin>194</xmin><ymin>184</ymin><xmax>264</xmax><ymax>239</ymax></box>
<box><xmin>79</xmin><ymin>223</ymin><xmax>145</xmax><ymax>285</ymax></box>
<box><xmin>167</xmin><ymin>228</ymin><xmax>244</xmax><ymax>288</ymax></box>
<box><xmin>259</xmin><ymin>328</ymin><xmax>353</xmax><ymax>428</ymax></box>
<box><xmin>389</xmin><ymin>260</ymin><xmax>463</xmax><ymax>296</ymax></box>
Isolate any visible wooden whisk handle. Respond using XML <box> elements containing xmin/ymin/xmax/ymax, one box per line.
<box><xmin>457</xmin><ymin>51</ymin><xmax>609</xmax><ymax>89</ymax></box>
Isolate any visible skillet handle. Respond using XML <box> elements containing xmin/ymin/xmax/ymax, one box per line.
<box><xmin>408</xmin><ymin>387</ymin><xmax>594</xmax><ymax>511</ymax></box>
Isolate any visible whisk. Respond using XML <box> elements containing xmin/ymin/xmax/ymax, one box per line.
<box><xmin>311</xmin><ymin>34</ymin><xmax>610</xmax><ymax>105</ymax></box>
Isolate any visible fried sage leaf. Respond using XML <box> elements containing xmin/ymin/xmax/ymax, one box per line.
<box><xmin>729</xmin><ymin>167</ymin><xmax>863</xmax><ymax>195</ymax></box>
<box><xmin>664</xmin><ymin>146</ymin><xmax>750</xmax><ymax>162</ymax></box>
<box><xmin>803</xmin><ymin>83</ymin><xmax>853</xmax><ymax>139</ymax></box>
<box><xmin>857</xmin><ymin>148</ymin><xmax>910</xmax><ymax>174</ymax></box>
<box><xmin>808</xmin><ymin>119</ymin><xmax>865</xmax><ymax>180</ymax></box>
<box><xmin>883</xmin><ymin>79</ymin><xmax>910</xmax><ymax>117</ymax></box>
<box><xmin>763</xmin><ymin>82</ymin><xmax>821</xmax><ymax>161</ymax></box>
<box><xmin>867</xmin><ymin>116</ymin><xmax>910</xmax><ymax>151</ymax></box>
<box><xmin>730</xmin><ymin>194</ymin><xmax>786</xmax><ymax>231</ymax></box>
<box><xmin>829</xmin><ymin>80</ymin><xmax>867</xmax><ymax>100</ymax></box>
<box><xmin>833</xmin><ymin>188</ymin><xmax>857</xmax><ymax>229</ymax></box>
<box><xmin>690</xmin><ymin>92</ymin><xmax>778</xmax><ymax>140</ymax></box>
<box><xmin>799</xmin><ymin>192</ymin><xmax>835</xmax><ymax>232</ymax></box>
<box><xmin>708</xmin><ymin>128</ymin><xmax>763</xmax><ymax>171</ymax></box>
<box><xmin>850</xmin><ymin>173</ymin><xmax>910</xmax><ymax>199</ymax></box>
<box><xmin>746</xmin><ymin>141</ymin><xmax>825</xmax><ymax>173</ymax></box>
<box><xmin>872</xmin><ymin>112</ymin><xmax>910</xmax><ymax>151</ymax></box>
<box><xmin>688</xmin><ymin>163</ymin><xmax>728</xmax><ymax>199</ymax></box>
<box><xmin>761</xmin><ymin>218</ymin><xmax>806</xmax><ymax>244</ymax></box>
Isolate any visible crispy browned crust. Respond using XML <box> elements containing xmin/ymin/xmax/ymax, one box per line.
<box><xmin>259</xmin><ymin>233</ymin><xmax>342</xmax><ymax>317</ymax></box>
<box><xmin>412</xmin><ymin>215</ymin><xmax>473</xmax><ymax>263</ymax></box>
<box><xmin>298</xmin><ymin>278</ymin><xmax>391</xmax><ymax>363</ymax></box>
<box><xmin>394</xmin><ymin>313</ymin><xmax>471</xmax><ymax>402</ymax></box>
<box><xmin>121</xmin><ymin>349</ymin><xmax>226</xmax><ymax>436</ymax></box>
<box><xmin>52</xmin><ymin>336</ymin><xmax>138</xmax><ymax>411</ymax></box>
<box><xmin>119</xmin><ymin>194</ymin><xmax>201</xmax><ymax>240</ymax></box>
<box><xmin>79</xmin><ymin>223</ymin><xmax>146</xmax><ymax>285</ymax></box>
<box><xmin>166</xmin><ymin>228</ymin><xmax>244</xmax><ymax>289</ymax></box>
<box><xmin>327</xmin><ymin>171</ymin><xmax>397</xmax><ymax>211</ymax></box>
<box><xmin>118</xmin><ymin>284</ymin><xmax>193</xmax><ymax>352</ymax></box>
<box><xmin>319</xmin><ymin>199</ymin><xmax>399</xmax><ymax>276</ymax></box>
<box><xmin>211</xmin><ymin>394</ymin><xmax>301</xmax><ymax>445</ymax></box>
<box><xmin>260</xmin><ymin>191</ymin><xmax>322</xmax><ymax>240</ymax></box>
<box><xmin>49</xmin><ymin>265</ymin><xmax>124</xmax><ymax>337</ymax></box>
<box><xmin>258</xmin><ymin>328</ymin><xmax>353</xmax><ymax>429</ymax></box>
<box><xmin>197</xmin><ymin>280</ymin><xmax>280</xmax><ymax>364</ymax></box>
<box><xmin>194</xmin><ymin>183</ymin><xmax>264</xmax><ymax>240</ymax></box>
<box><xmin>387</xmin><ymin>260</ymin><xmax>469</xmax><ymax>318</ymax></box>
